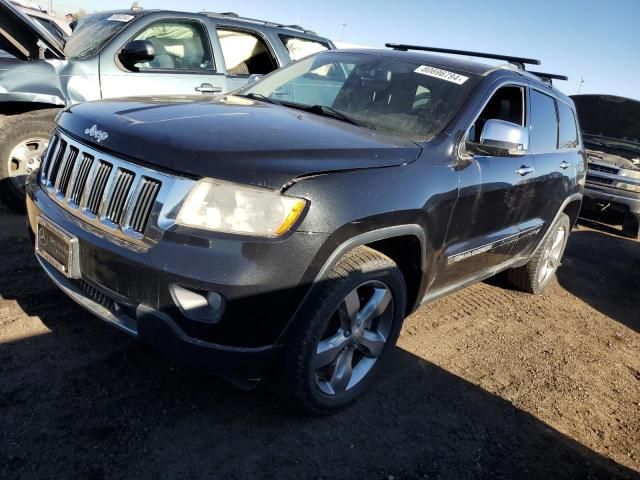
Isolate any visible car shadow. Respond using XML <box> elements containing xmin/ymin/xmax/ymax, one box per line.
<box><xmin>1</xmin><ymin>211</ymin><xmax>638</xmax><ymax>479</ymax></box>
<box><xmin>556</xmin><ymin>225</ymin><xmax>639</xmax><ymax>334</ymax></box>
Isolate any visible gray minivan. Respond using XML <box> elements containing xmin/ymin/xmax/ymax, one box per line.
<box><xmin>0</xmin><ymin>0</ymin><xmax>333</xmax><ymax>209</ymax></box>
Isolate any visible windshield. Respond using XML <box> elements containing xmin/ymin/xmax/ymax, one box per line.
<box><xmin>65</xmin><ymin>12</ymin><xmax>142</xmax><ymax>59</ymax></box>
<box><xmin>239</xmin><ymin>51</ymin><xmax>479</xmax><ymax>141</ymax></box>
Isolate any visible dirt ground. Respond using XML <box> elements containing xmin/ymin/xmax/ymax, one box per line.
<box><xmin>0</xmin><ymin>206</ymin><xmax>638</xmax><ymax>480</ymax></box>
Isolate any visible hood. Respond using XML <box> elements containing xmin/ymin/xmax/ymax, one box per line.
<box><xmin>571</xmin><ymin>94</ymin><xmax>640</xmax><ymax>170</ymax></box>
<box><xmin>571</xmin><ymin>94</ymin><xmax>640</xmax><ymax>143</ymax></box>
<box><xmin>57</xmin><ymin>95</ymin><xmax>422</xmax><ymax>189</ymax></box>
<box><xmin>0</xmin><ymin>0</ymin><xmax>65</xmax><ymax>60</ymax></box>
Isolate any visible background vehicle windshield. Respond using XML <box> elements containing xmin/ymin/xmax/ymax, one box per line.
<box><xmin>65</xmin><ymin>13</ymin><xmax>142</xmax><ymax>59</ymax></box>
<box><xmin>241</xmin><ymin>51</ymin><xmax>479</xmax><ymax>141</ymax></box>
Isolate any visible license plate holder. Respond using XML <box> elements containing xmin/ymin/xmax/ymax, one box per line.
<box><xmin>35</xmin><ymin>217</ymin><xmax>79</xmax><ymax>278</ymax></box>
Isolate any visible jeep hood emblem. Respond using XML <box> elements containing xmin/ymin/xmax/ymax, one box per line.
<box><xmin>85</xmin><ymin>125</ymin><xmax>109</xmax><ymax>143</ymax></box>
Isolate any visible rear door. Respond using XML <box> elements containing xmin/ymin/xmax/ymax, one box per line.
<box><xmin>518</xmin><ymin>88</ymin><xmax>575</xmax><ymax>256</ymax></box>
<box><xmin>213</xmin><ymin>25</ymin><xmax>281</xmax><ymax>91</ymax></box>
<box><xmin>99</xmin><ymin>16</ymin><xmax>229</xmax><ymax>98</ymax></box>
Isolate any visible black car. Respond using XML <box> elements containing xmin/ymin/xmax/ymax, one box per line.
<box><xmin>26</xmin><ymin>45</ymin><xmax>585</xmax><ymax>413</ymax></box>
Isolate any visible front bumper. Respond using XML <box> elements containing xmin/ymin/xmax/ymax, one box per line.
<box><xmin>26</xmin><ymin>177</ymin><xmax>329</xmax><ymax>379</ymax></box>
<box><xmin>583</xmin><ymin>183</ymin><xmax>640</xmax><ymax>215</ymax></box>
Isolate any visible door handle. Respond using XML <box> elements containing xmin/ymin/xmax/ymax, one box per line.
<box><xmin>516</xmin><ymin>166</ymin><xmax>535</xmax><ymax>176</ymax></box>
<box><xmin>195</xmin><ymin>83</ymin><xmax>222</xmax><ymax>94</ymax></box>
<box><xmin>560</xmin><ymin>161</ymin><xmax>570</xmax><ymax>170</ymax></box>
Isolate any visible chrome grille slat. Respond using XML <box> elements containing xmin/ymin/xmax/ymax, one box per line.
<box><xmin>46</xmin><ymin>139</ymin><xmax>67</xmax><ymax>187</ymax></box>
<box><xmin>54</xmin><ymin>146</ymin><xmax>78</xmax><ymax>196</ymax></box>
<box><xmin>86</xmin><ymin>162</ymin><xmax>113</xmax><ymax>215</ymax></box>
<box><xmin>36</xmin><ymin>130</ymin><xmax>191</xmax><ymax>248</ymax></box>
<box><xmin>69</xmin><ymin>154</ymin><xmax>94</xmax><ymax>206</ymax></box>
<box><xmin>40</xmin><ymin>133</ymin><xmax>58</xmax><ymax>183</ymax></box>
<box><xmin>129</xmin><ymin>178</ymin><xmax>161</xmax><ymax>233</ymax></box>
<box><xmin>104</xmin><ymin>169</ymin><xmax>135</xmax><ymax>224</ymax></box>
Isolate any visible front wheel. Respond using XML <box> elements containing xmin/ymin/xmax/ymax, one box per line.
<box><xmin>507</xmin><ymin>213</ymin><xmax>571</xmax><ymax>294</ymax></box>
<box><xmin>622</xmin><ymin>212</ymin><xmax>640</xmax><ymax>240</ymax></box>
<box><xmin>279</xmin><ymin>246</ymin><xmax>407</xmax><ymax>414</ymax></box>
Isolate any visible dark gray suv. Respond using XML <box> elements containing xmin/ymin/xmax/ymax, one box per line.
<box><xmin>26</xmin><ymin>46</ymin><xmax>585</xmax><ymax>412</ymax></box>
<box><xmin>0</xmin><ymin>0</ymin><xmax>333</xmax><ymax>209</ymax></box>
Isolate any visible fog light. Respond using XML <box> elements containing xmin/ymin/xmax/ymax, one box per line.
<box><xmin>170</xmin><ymin>284</ymin><xmax>225</xmax><ymax>324</ymax></box>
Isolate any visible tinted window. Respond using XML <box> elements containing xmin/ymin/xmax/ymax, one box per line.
<box><xmin>133</xmin><ymin>21</ymin><xmax>213</xmax><ymax>71</ymax></box>
<box><xmin>469</xmin><ymin>86</ymin><xmax>524</xmax><ymax>143</ymax></box>
<box><xmin>530</xmin><ymin>90</ymin><xmax>558</xmax><ymax>152</ymax></box>
<box><xmin>558</xmin><ymin>102</ymin><xmax>579</xmax><ymax>148</ymax></box>
<box><xmin>217</xmin><ymin>29</ymin><xmax>277</xmax><ymax>75</ymax></box>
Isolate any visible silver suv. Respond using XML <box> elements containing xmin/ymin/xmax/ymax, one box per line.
<box><xmin>572</xmin><ymin>94</ymin><xmax>640</xmax><ymax>238</ymax></box>
<box><xmin>0</xmin><ymin>0</ymin><xmax>333</xmax><ymax>210</ymax></box>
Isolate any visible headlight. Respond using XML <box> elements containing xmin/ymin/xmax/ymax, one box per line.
<box><xmin>176</xmin><ymin>179</ymin><xmax>307</xmax><ymax>237</ymax></box>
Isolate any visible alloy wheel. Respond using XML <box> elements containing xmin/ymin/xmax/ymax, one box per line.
<box><xmin>538</xmin><ymin>223</ymin><xmax>567</xmax><ymax>285</ymax></box>
<box><xmin>313</xmin><ymin>280</ymin><xmax>394</xmax><ymax>396</ymax></box>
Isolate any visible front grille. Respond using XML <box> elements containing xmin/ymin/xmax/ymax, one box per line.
<box><xmin>589</xmin><ymin>163</ymin><xmax>620</xmax><ymax>175</ymax></box>
<box><xmin>74</xmin><ymin>279</ymin><xmax>116</xmax><ymax>313</ymax></box>
<box><xmin>586</xmin><ymin>174</ymin><xmax>614</xmax><ymax>186</ymax></box>
<box><xmin>38</xmin><ymin>131</ymin><xmax>180</xmax><ymax>245</ymax></box>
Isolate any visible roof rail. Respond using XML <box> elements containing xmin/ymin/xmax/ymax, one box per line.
<box><xmin>204</xmin><ymin>12</ymin><xmax>316</xmax><ymax>35</ymax></box>
<box><xmin>385</xmin><ymin>43</ymin><xmax>541</xmax><ymax>69</ymax></box>
<box><xmin>528</xmin><ymin>71</ymin><xmax>569</xmax><ymax>85</ymax></box>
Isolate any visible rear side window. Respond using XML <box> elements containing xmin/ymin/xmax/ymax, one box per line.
<box><xmin>217</xmin><ymin>28</ymin><xmax>278</xmax><ymax>76</ymax></box>
<box><xmin>279</xmin><ymin>35</ymin><xmax>329</xmax><ymax>61</ymax></box>
<box><xmin>558</xmin><ymin>102</ymin><xmax>579</xmax><ymax>148</ymax></box>
<box><xmin>529</xmin><ymin>90</ymin><xmax>558</xmax><ymax>153</ymax></box>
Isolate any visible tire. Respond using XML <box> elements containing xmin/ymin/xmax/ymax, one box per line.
<box><xmin>507</xmin><ymin>213</ymin><xmax>571</xmax><ymax>294</ymax></box>
<box><xmin>0</xmin><ymin>111</ymin><xmax>58</xmax><ymax>212</ymax></box>
<box><xmin>622</xmin><ymin>212</ymin><xmax>640</xmax><ymax>240</ymax></box>
<box><xmin>278</xmin><ymin>246</ymin><xmax>407</xmax><ymax>414</ymax></box>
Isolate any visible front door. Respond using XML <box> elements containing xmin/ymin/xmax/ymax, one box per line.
<box><xmin>436</xmin><ymin>85</ymin><xmax>537</xmax><ymax>286</ymax></box>
<box><xmin>100</xmin><ymin>18</ymin><xmax>228</xmax><ymax>98</ymax></box>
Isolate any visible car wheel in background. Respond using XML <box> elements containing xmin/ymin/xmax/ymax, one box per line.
<box><xmin>0</xmin><ymin>111</ymin><xmax>57</xmax><ymax>212</ymax></box>
<box><xmin>279</xmin><ymin>246</ymin><xmax>407</xmax><ymax>414</ymax></box>
<box><xmin>622</xmin><ymin>212</ymin><xmax>640</xmax><ymax>240</ymax></box>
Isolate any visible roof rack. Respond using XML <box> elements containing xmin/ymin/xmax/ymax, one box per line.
<box><xmin>385</xmin><ymin>43</ymin><xmax>541</xmax><ymax>69</ymax></box>
<box><xmin>205</xmin><ymin>12</ymin><xmax>316</xmax><ymax>35</ymax></box>
<box><xmin>528</xmin><ymin>71</ymin><xmax>569</xmax><ymax>85</ymax></box>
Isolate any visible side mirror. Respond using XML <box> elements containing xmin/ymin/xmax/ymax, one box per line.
<box><xmin>247</xmin><ymin>74</ymin><xmax>264</xmax><ymax>84</ymax></box>
<box><xmin>119</xmin><ymin>40</ymin><xmax>155</xmax><ymax>70</ymax></box>
<box><xmin>469</xmin><ymin>119</ymin><xmax>529</xmax><ymax>157</ymax></box>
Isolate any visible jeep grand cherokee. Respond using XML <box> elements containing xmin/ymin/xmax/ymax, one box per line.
<box><xmin>26</xmin><ymin>46</ymin><xmax>585</xmax><ymax>413</ymax></box>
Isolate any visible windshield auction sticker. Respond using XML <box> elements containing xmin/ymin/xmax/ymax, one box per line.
<box><xmin>414</xmin><ymin>65</ymin><xmax>469</xmax><ymax>85</ymax></box>
<box><xmin>107</xmin><ymin>14</ymin><xmax>135</xmax><ymax>22</ymax></box>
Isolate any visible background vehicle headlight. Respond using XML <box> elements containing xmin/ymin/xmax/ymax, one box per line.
<box><xmin>176</xmin><ymin>179</ymin><xmax>307</xmax><ymax>237</ymax></box>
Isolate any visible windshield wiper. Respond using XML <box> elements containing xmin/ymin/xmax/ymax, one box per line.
<box><xmin>306</xmin><ymin>105</ymin><xmax>361</xmax><ymax>126</ymax></box>
<box><xmin>239</xmin><ymin>93</ymin><xmax>278</xmax><ymax>104</ymax></box>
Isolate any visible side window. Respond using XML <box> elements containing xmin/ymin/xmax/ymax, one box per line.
<box><xmin>558</xmin><ymin>102</ymin><xmax>579</xmax><ymax>149</ymax></box>
<box><xmin>132</xmin><ymin>21</ymin><xmax>213</xmax><ymax>71</ymax></box>
<box><xmin>529</xmin><ymin>90</ymin><xmax>559</xmax><ymax>152</ymax></box>
<box><xmin>279</xmin><ymin>35</ymin><xmax>329</xmax><ymax>61</ymax></box>
<box><xmin>217</xmin><ymin>28</ymin><xmax>278</xmax><ymax>76</ymax></box>
<box><xmin>469</xmin><ymin>86</ymin><xmax>525</xmax><ymax>143</ymax></box>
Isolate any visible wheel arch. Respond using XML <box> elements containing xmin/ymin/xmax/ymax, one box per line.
<box><xmin>277</xmin><ymin>225</ymin><xmax>428</xmax><ymax>347</ymax></box>
<box><xmin>0</xmin><ymin>102</ymin><xmax>62</xmax><ymax>119</ymax></box>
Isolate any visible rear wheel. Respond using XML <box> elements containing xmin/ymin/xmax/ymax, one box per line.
<box><xmin>279</xmin><ymin>246</ymin><xmax>407</xmax><ymax>414</ymax></box>
<box><xmin>507</xmin><ymin>213</ymin><xmax>571</xmax><ymax>294</ymax></box>
<box><xmin>0</xmin><ymin>111</ymin><xmax>57</xmax><ymax>212</ymax></box>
